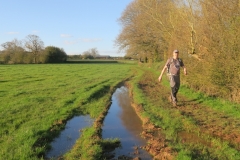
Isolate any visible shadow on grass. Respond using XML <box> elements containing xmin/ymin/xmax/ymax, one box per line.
<box><xmin>179</xmin><ymin>98</ymin><xmax>204</xmax><ymax>106</ymax></box>
<box><xmin>85</xmin><ymin>85</ymin><xmax>111</xmax><ymax>103</ymax></box>
<box><xmin>0</xmin><ymin>80</ymin><xmax>9</xmax><ymax>83</ymax></box>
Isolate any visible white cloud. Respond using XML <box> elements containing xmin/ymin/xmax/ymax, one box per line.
<box><xmin>6</xmin><ymin>32</ymin><xmax>19</xmax><ymax>35</ymax></box>
<box><xmin>79</xmin><ymin>38</ymin><xmax>102</xmax><ymax>43</ymax></box>
<box><xmin>61</xmin><ymin>34</ymin><xmax>72</xmax><ymax>38</ymax></box>
<box><xmin>64</xmin><ymin>40</ymin><xmax>78</xmax><ymax>45</ymax></box>
<box><xmin>32</xmin><ymin>30</ymin><xmax>39</xmax><ymax>34</ymax></box>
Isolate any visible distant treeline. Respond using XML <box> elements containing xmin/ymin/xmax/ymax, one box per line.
<box><xmin>0</xmin><ymin>35</ymin><xmax>67</xmax><ymax>64</ymax></box>
<box><xmin>116</xmin><ymin>0</ymin><xmax>240</xmax><ymax>102</ymax></box>
<box><xmin>66</xmin><ymin>60</ymin><xmax>118</xmax><ymax>63</ymax></box>
<box><xmin>67</xmin><ymin>48</ymin><xmax>127</xmax><ymax>60</ymax></box>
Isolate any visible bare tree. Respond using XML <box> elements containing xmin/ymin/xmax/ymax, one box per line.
<box><xmin>24</xmin><ymin>34</ymin><xmax>44</xmax><ymax>63</ymax></box>
<box><xmin>82</xmin><ymin>48</ymin><xmax>99</xmax><ymax>59</ymax></box>
<box><xmin>89</xmin><ymin>48</ymin><xmax>99</xmax><ymax>58</ymax></box>
<box><xmin>1</xmin><ymin>39</ymin><xmax>25</xmax><ymax>63</ymax></box>
<box><xmin>1</xmin><ymin>39</ymin><xmax>24</xmax><ymax>53</ymax></box>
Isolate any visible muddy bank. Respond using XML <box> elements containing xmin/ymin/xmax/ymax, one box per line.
<box><xmin>130</xmin><ymin>103</ymin><xmax>176</xmax><ymax>160</ymax></box>
<box><xmin>122</xmin><ymin>80</ymin><xmax>177</xmax><ymax>159</ymax></box>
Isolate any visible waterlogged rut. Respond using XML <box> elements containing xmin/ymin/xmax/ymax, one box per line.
<box><xmin>102</xmin><ymin>86</ymin><xmax>152</xmax><ymax>159</ymax></box>
<box><xmin>46</xmin><ymin>115</ymin><xmax>94</xmax><ymax>159</ymax></box>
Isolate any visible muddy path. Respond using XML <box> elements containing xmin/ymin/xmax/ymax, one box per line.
<box><xmin>129</xmin><ymin>69</ymin><xmax>240</xmax><ymax>158</ymax></box>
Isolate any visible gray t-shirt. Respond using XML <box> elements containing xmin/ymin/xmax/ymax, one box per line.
<box><xmin>165</xmin><ymin>58</ymin><xmax>184</xmax><ymax>75</ymax></box>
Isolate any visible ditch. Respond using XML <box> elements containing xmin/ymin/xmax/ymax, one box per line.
<box><xmin>102</xmin><ymin>86</ymin><xmax>152</xmax><ymax>159</ymax></box>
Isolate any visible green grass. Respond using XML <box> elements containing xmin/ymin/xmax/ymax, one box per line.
<box><xmin>178</xmin><ymin>85</ymin><xmax>240</xmax><ymax>118</ymax></box>
<box><xmin>0</xmin><ymin>64</ymin><xmax>133</xmax><ymax>160</ymax></box>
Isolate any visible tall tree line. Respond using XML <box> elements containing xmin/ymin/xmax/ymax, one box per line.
<box><xmin>116</xmin><ymin>0</ymin><xmax>240</xmax><ymax>102</ymax></box>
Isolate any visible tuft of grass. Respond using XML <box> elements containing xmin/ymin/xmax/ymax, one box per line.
<box><xmin>63</xmin><ymin>127</ymin><xmax>102</xmax><ymax>160</ymax></box>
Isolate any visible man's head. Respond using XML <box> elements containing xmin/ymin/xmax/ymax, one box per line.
<box><xmin>173</xmin><ymin>49</ymin><xmax>179</xmax><ymax>59</ymax></box>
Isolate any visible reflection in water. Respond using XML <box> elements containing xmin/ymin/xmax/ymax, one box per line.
<box><xmin>102</xmin><ymin>86</ymin><xmax>152</xmax><ymax>159</ymax></box>
<box><xmin>117</xmin><ymin>87</ymin><xmax>144</xmax><ymax>140</ymax></box>
<box><xmin>46</xmin><ymin>115</ymin><xmax>94</xmax><ymax>159</ymax></box>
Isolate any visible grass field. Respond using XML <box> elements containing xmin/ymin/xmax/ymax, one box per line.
<box><xmin>1</xmin><ymin>62</ymin><xmax>240</xmax><ymax>160</ymax></box>
<box><xmin>0</xmin><ymin>63</ymin><xmax>134</xmax><ymax>159</ymax></box>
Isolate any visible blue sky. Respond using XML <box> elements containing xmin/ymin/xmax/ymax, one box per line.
<box><xmin>0</xmin><ymin>0</ymin><xmax>132</xmax><ymax>56</ymax></box>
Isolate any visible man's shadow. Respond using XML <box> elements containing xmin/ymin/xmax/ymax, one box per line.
<box><xmin>178</xmin><ymin>98</ymin><xmax>204</xmax><ymax>107</ymax></box>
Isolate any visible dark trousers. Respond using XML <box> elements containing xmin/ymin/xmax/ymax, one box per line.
<box><xmin>169</xmin><ymin>75</ymin><xmax>180</xmax><ymax>102</ymax></box>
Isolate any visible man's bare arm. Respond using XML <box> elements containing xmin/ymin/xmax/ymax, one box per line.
<box><xmin>158</xmin><ymin>66</ymin><xmax>167</xmax><ymax>82</ymax></box>
<box><xmin>183</xmin><ymin>67</ymin><xmax>187</xmax><ymax>75</ymax></box>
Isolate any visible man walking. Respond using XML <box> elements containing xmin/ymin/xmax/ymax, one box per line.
<box><xmin>158</xmin><ymin>50</ymin><xmax>187</xmax><ymax>106</ymax></box>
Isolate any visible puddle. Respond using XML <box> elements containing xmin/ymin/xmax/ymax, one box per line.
<box><xmin>46</xmin><ymin>115</ymin><xmax>94</xmax><ymax>159</ymax></box>
<box><xmin>102</xmin><ymin>86</ymin><xmax>152</xmax><ymax>159</ymax></box>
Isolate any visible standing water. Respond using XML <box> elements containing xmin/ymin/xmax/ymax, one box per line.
<box><xmin>102</xmin><ymin>86</ymin><xmax>152</xmax><ymax>159</ymax></box>
<box><xmin>46</xmin><ymin>115</ymin><xmax>94</xmax><ymax>159</ymax></box>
